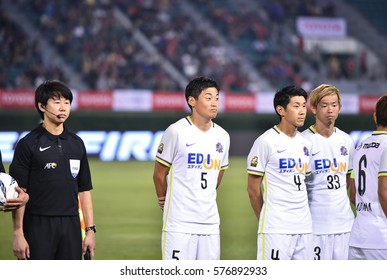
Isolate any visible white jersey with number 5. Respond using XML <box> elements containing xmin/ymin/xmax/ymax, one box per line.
<box><xmin>247</xmin><ymin>126</ymin><xmax>312</xmax><ymax>234</ymax></box>
<box><xmin>350</xmin><ymin>131</ymin><xmax>387</xmax><ymax>249</ymax></box>
<box><xmin>302</xmin><ymin>126</ymin><xmax>355</xmax><ymax>234</ymax></box>
<box><xmin>156</xmin><ymin>116</ymin><xmax>230</xmax><ymax>234</ymax></box>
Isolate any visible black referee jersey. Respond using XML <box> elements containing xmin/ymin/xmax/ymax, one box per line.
<box><xmin>10</xmin><ymin>124</ymin><xmax>93</xmax><ymax>216</ymax></box>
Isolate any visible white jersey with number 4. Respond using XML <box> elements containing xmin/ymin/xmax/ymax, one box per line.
<box><xmin>302</xmin><ymin>126</ymin><xmax>355</xmax><ymax>234</ymax></box>
<box><xmin>350</xmin><ymin>131</ymin><xmax>387</xmax><ymax>249</ymax></box>
<box><xmin>156</xmin><ymin>116</ymin><xmax>230</xmax><ymax>235</ymax></box>
<box><xmin>247</xmin><ymin>126</ymin><xmax>312</xmax><ymax>234</ymax></box>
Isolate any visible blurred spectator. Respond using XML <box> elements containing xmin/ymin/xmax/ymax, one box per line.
<box><xmin>327</xmin><ymin>55</ymin><xmax>341</xmax><ymax>79</ymax></box>
<box><xmin>360</xmin><ymin>51</ymin><xmax>368</xmax><ymax>76</ymax></box>
<box><xmin>0</xmin><ymin>10</ymin><xmax>67</xmax><ymax>89</ymax></box>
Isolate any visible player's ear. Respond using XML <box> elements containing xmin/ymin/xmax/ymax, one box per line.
<box><xmin>188</xmin><ymin>96</ymin><xmax>195</xmax><ymax>108</ymax></box>
<box><xmin>310</xmin><ymin>106</ymin><xmax>317</xmax><ymax>115</ymax></box>
<box><xmin>276</xmin><ymin>105</ymin><xmax>284</xmax><ymax>117</ymax></box>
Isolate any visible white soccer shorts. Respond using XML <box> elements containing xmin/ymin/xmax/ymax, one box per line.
<box><xmin>162</xmin><ymin>231</ymin><xmax>220</xmax><ymax>260</ymax></box>
<box><xmin>257</xmin><ymin>233</ymin><xmax>314</xmax><ymax>260</ymax></box>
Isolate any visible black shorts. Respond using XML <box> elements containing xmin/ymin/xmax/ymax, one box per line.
<box><xmin>24</xmin><ymin>215</ymin><xmax>82</xmax><ymax>260</ymax></box>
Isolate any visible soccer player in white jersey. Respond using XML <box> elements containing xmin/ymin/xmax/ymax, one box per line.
<box><xmin>302</xmin><ymin>84</ymin><xmax>355</xmax><ymax>260</ymax></box>
<box><xmin>247</xmin><ymin>85</ymin><xmax>313</xmax><ymax>260</ymax></box>
<box><xmin>349</xmin><ymin>94</ymin><xmax>387</xmax><ymax>260</ymax></box>
<box><xmin>153</xmin><ymin>76</ymin><xmax>230</xmax><ymax>260</ymax></box>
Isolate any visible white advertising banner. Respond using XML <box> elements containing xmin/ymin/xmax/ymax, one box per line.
<box><xmin>113</xmin><ymin>89</ymin><xmax>153</xmax><ymax>112</ymax></box>
<box><xmin>297</xmin><ymin>17</ymin><xmax>347</xmax><ymax>38</ymax></box>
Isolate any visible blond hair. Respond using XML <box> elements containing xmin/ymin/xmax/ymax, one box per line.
<box><xmin>309</xmin><ymin>84</ymin><xmax>342</xmax><ymax>109</ymax></box>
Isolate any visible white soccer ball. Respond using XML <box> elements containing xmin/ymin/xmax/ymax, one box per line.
<box><xmin>0</xmin><ymin>172</ymin><xmax>19</xmax><ymax>210</ymax></box>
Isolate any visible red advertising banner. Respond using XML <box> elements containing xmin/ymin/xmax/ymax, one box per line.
<box><xmin>358</xmin><ymin>96</ymin><xmax>380</xmax><ymax>113</ymax></box>
<box><xmin>77</xmin><ymin>90</ymin><xmax>113</xmax><ymax>110</ymax></box>
<box><xmin>223</xmin><ymin>93</ymin><xmax>256</xmax><ymax>112</ymax></box>
<box><xmin>152</xmin><ymin>91</ymin><xmax>186</xmax><ymax>111</ymax></box>
<box><xmin>0</xmin><ymin>89</ymin><xmax>35</xmax><ymax>109</ymax></box>
<box><xmin>0</xmin><ymin>88</ymin><xmax>380</xmax><ymax>114</ymax></box>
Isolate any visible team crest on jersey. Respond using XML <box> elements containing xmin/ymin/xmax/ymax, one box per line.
<box><xmin>340</xmin><ymin>146</ymin><xmax>348</xmax><ymax>156</ymax></box>
<box><xmin>216</xmin><ymin>142</ymin><xmax>223</xmax><ymax>153</ymax></box>
<box><xmin>69</xmin><ymin>159</ymin><xmax>80</xmax><ymax>178</ymax></box>
<box><xmin>303</xmin><ymin>146</ymin><xmax>309</xmax><ymax>156</ymax></box>
<box><xmin>250</xmin><ymin>156</ymin><xmax>258</xmax><ymax>167</ymax></box>
<box><xmin>157</xmin><ymin>143</ymin><xmax>164</xmax><ymax>154</ymax></box>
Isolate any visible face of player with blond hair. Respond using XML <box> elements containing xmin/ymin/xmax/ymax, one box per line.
<box><xmin>189</xmin><ymin>87</ymin><xmax>219</xmax><ymax>121</ymax></box>
<box><xmin>311</xmin><ymin>94</ymin><xmax>341</xmax><ymax>127</ymax></box>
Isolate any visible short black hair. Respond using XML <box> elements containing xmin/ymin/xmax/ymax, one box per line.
<box><xmin>185</xmin><ymin>76</ymin><xmax>219</xmax><ymax>111</ymax></box>
<box><xmin>273</xmin><ymin>85</ymin><xmax>308</xmax><ymax>120</ymax></box>
<box><xmin>375</xmin><ymin>94</ymin><xmax>387</xmax><ymax>127</ymax></box>
<box><xmin>35</xmin><ymin>80</ymin><xmax>73</xmax><ymax>120</ymax></box>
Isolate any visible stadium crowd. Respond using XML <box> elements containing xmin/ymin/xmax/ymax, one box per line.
<box><xmin>0</xmin><ymin>0</ymin><xmax>383</xmax><ymax>91</ymax></box>
<box><xmin>0</xmin><ymin>10</ymin><xmax>66</xmax><ymax>89</ymax></box>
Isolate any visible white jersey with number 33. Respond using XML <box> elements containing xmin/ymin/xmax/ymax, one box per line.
<box><xmin>302</xmin><ymin>126</ymin><xmax>355</xmax><ymax>234</ymax></box>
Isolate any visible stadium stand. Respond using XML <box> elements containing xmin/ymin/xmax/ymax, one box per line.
<box><xmin>1</xmin><ymin>0</ymin><xmax>387</xmax><ymax>93</ymax></box>
<box><xmin>0</xmin><ymin>9</ymin><xmax>67</xmax><ymax>89</ymax></box>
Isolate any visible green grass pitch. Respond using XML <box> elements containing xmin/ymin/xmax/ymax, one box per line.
<box><xmin>0</xmin><ymin>157</ymin><xmax>258</xmax><ymax>260</ymax></box>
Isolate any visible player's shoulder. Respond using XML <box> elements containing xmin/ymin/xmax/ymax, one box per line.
<box><xmin>334</xmin><ymin>127</ymin><xmax>354</xmax><ymax>144</ymax></box>
<box><xmin>334</xmin><ymin>127</ymin><xmax>350</xmax><ymax>137</ymax></box>
<box><xmin>296</xmin><ymin>131</ymin><xmax>312</xmax><ymax>146</ymax></box>
<box><xmin>252</xmin><ymin>127</ymin><xmax>278</xmax><ymax>146</ymax></box>
<box><xmin>257</xmin><ymin>126</ymin><xmax>277</xmax><ymax>139</ymax></box>
<box><xmin>212</xmin><ymin>122</ymin><xmax>230</xmax><ymax>137</ymax></box>
<box><xmin>164</xmin><ymin>117</ymin><xmax>190</xmax><ymax>132</ymax></box>
<box><xmin>301</xmin><ymin>126</ymin><xmax>314</xmax><ymax>138</ymax></box>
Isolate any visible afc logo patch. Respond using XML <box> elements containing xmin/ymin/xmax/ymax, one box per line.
<box><xmin>44</xmin><ymin>162</ymin><xmax>57</xmax><ymax>169</ymax></box>
<box><xmin>250</xmin><ymin>156</ymin><xmax>258</xmax><ymax>167</ymax></box>
<box><xmin>157</xmin><ymin>143</ymin><xmax>164</xmax><ymax>154</ymax></box>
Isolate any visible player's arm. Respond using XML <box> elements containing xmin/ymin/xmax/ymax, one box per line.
<box><xmin>378</xmin><ymin>176</ymin><xmax>387</xmax><ymax>217</ymax></box>
<box><xmin>3</xmin><ymin>187</ymin><xmax>29</xmax><ymax>212</ymax></box>
<box><xmin>216</xmin><ymin>170</ymin><xmax>225</xmax><ymax>189</ymax></box>
<box><xmin>153</xmin><ymin>161</ymin><xmax>170</xmax><ymax>210</ymax></box>
<box><xmin>247</xmin><ymin>173</ymin><xmax>264</xmax><ymax>220</ymax></box>
<box><xmin>79</xmin><ymin>190</ymin><xmax>96</xmax><ymax>258</ymax></box>
<box><xmin>347</xmin><ymin>173</ymin><xmax>356</xmax><ymax>206</ymax></box>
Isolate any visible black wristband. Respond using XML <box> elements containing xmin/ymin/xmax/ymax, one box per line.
<box><xmin>86</xmin><ymin>225</ymin><xmax>97</xmax><ymax>233</ymax></box>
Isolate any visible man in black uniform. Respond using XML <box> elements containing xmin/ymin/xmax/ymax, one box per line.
<box><xmin>10</xmin><ymin>80</ymin><xmax>96</xmax><ymax>260</ymax></box>
<box><xmin>1</xmin><ymin>150</ymin><xmax>29</xmax><ymax>211</ymax></box>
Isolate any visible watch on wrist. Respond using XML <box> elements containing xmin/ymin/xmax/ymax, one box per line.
<box><xmin>86</xmin><ymin>225</ymin><xmax>97</xmax><ymax>233</ymax></box>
